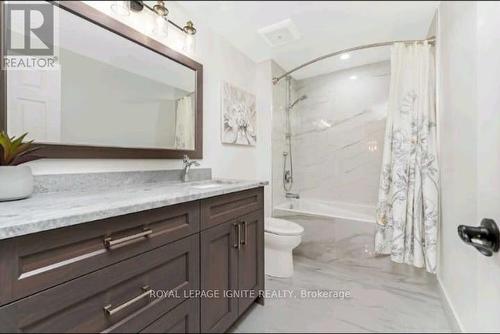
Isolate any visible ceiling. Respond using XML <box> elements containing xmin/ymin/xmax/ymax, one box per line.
<box><xmin>177</xmin><ymin>1</ymin><xmax>438</xmax><ymax>80</ymax></box>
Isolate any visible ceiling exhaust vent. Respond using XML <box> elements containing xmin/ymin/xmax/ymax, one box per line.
<box><xmin>258</xmin><ymin>19</ymin><xmax>301</xmax><ymax>47</ymax></box>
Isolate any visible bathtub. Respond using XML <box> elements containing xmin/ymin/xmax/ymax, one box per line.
<box><xmin>274</xmin><ymin>199</ymin><xmax>376</xmax><ymax>223</ymax></box>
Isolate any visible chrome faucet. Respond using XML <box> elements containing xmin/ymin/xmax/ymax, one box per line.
<box><xmin>286</xmin><ymin>192</ymin><xmax>300</xmax><ymax>199</ymax></box>
<box><xmin>182</xmin><ymin>155</ymin><xmax>200</xmax><ymax>182</ymax></box>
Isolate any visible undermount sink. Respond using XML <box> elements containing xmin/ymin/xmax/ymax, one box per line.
<box><xmin>189</xmin><ymin>180</ymin><xmax>237</xmax><ymax>190</ymax></box>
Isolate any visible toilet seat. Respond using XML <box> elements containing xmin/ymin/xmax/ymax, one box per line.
<box><xmin>265</xmin><ymin>218</ymin><xmax>304</xmax><ymax>236</ymax></box>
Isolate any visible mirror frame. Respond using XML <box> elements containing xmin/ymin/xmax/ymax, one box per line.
<box><xmin>0</xmin><ymin>1</ymin><xmax>203</xmax><ymax>159</ymax></box>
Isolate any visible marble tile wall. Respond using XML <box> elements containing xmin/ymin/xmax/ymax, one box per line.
<box><xmin>291</xmin><ymin>61</ymin><xmax>390</xmax><ymax>207</ymax></box>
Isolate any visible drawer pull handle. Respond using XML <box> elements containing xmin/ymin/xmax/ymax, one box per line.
<box><xmin>233</xmin><ymin>223</ymin><xmax>240</xmax><ymax>249</ymax></box>
<box><xmin>241</xmin><ymin>221</ymin><xmax>247</xmax><ymax>245</ymax></box>
<box><xmin>104</xmin><ymin>229</ymin><xmax>153</xmax><ymax>249</ymax></box>
<box><xmin>104</xmin><ymin>285</ymin><xmax>152</xmax><ymax>317</ymax></box>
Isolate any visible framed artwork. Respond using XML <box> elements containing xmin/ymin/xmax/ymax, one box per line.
<box><xmin>221</xmin><ymin>81</ymin><xmax>257</xmax><ymax>146</ymax></box>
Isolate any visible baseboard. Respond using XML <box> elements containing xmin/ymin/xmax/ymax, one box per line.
<box><xmin>437</xmin><ymin>276</ymin><xmax>465</xmax><ymax>332</ymax></box>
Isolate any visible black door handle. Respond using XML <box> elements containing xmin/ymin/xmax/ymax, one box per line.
<box><xmin>458</xmin><ymin>218</ymin><xmax>499</xmax><ymax>256</ymax></box>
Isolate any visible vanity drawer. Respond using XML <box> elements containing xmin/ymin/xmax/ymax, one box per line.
<box><xmin>140</xmin><ymin>298</ymin><xmax>200</xmax><ymax>333</ymax></box>
<box><xmin>200</xmin><ymin>187</ymin><xmax>263</xmax><ymax>230</ymax></box>
<box><xmin>0</xmin><ymin>234</ymin><xmax>199</xmax><ymax>333</ymax></box>
<box><xmin>0</xmin><ymin>201</ymin><xmax>200</xmax><ymax>305</ymax></box>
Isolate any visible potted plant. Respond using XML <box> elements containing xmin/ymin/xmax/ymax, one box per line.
<box><xmin>0</xmin><ymin>132</ymin><xmax>41</xmax><ymax>201</ymax></box>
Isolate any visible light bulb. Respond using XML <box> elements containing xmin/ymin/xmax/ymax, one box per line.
<box><xmin>152</xmin><ymin>15</ymin><xmax>168</xmax><ymax>38</ymax></box>
<box><xmin>110</xmin><ymin>1</ymin><xmax>130</xmax><ymax>17</ymax></box>
<box><xmin>184</xmin><ymin>34</ymin><xmax>195</xmax><ymax>53</ymax></box>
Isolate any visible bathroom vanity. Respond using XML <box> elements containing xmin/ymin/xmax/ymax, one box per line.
<box><xmin>0</xmin><ymin>172</ymin><xmax>265</xmax><ymax>333</ymax></box>
<box><xmin>0</xmin><ymin>2</ymin><xmax>265</xmax><ymax>331</ymax></box>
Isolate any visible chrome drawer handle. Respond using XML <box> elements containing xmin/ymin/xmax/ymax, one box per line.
<box><xmin>104</xmin><ymin>229</ymin><xmax>153</xmax><ymax>249</ymax></box>
<box><xmin>233</xmin><ymin>223</ymin><xmax>240</xmax><ymax>249</ymax></box>
<box><xmin>241</xmin><ymin>221</ymin><xmax>247</xmax><ymax>245</ymax></box>
<box><xmin>104</xmin><ymin>285</ymin><xmax>152</xmax><ymax>317</ymax></box>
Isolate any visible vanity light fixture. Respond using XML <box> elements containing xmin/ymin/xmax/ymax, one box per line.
<box><xmin>183</xmin><ymin>21</ymin><xmax>197</xmax><ymax>35</ymax></box>
<box><xmin>183</xmin><ymin>21</ymin><xmax>196</xmax><ymax>52</ymax></box>
<box><xmin>129</xmin><ymin>0</ymin><xmax>144</xmax><ymax>11</ymax></box>
<box><xmin>127</xmin><ymin>1</ymin><xmax>197</xmax><ymax>37</ymax></box>
<box><xmin>110</xmin><ymin>1</ymin><xmax>130</xmax><ymax>17</ymax></box>
<box><xmin>152</xmin><ymin>1</ymin><xmax>169</xmax><ymax>37</ymax></box>
<box><xmin>152</xmin><ymin>0</ymin><xmax>169</xmax><ymax>17</ymax></box>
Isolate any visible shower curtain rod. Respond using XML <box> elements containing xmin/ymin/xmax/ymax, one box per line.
<box><xmin>272</xmin><ymin>36</ymin><xmax>436</xmax><ymax>85</ymax></box>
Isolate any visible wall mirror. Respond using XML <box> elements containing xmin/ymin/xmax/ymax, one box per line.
<box><xmin>1</xmin><ymin>1</ymin><xmax>203</xmax><ymax>159</ymax></box>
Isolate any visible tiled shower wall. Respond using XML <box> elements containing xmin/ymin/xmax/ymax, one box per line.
<box><xmin>290</xmin><ymin>61</ymin><xmax>390</xmax><ymax>207</ymax></box>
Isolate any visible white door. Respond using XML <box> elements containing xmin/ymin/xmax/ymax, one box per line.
<box><xmin>7</xmin><ymin>69</ymin><xmax>61</xmax><ymax>142</ymax></box>
<box><xmin>476</xmin><ymin>2</ymin><xmax>500</xmax><ymax>332</ymax></box>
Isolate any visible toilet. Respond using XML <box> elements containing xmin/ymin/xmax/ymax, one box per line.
<box><xmin>265</xmin><ymin>217</ymin><xmax>304</xmax><ymax>278</ymax></box>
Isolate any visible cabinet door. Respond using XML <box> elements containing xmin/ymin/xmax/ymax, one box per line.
<box><xmin>200</xmin><ymin>221</ymin><xmax>239</xmax><ymax>333</ymax></box>
<box><xmin>237</xmin><ymin>210</ymin><xmax>264</xmax><ymax>314</ymax></box>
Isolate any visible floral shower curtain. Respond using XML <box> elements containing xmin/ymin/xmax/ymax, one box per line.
<box><xmin>375</xmin><ymin>42</ymin><xmax>439</xmax><ymax>274</ymax></box>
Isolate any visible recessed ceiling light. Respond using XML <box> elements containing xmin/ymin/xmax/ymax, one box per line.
<box><xmin>340</xmin><ymin>53</ymin><xmax>350</xmax><ymax>60</ymax></box>
<box><xmin>349</xmin><ymin>75</ymin><xmax>358</xmax><ymax>80</ymax></box>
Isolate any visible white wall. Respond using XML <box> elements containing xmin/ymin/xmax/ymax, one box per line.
<box><xmin>438</xmin><ymin>1</ymin><xmax>500</xmax><ymax>331</ymax></box>
<box><xmin>475</xmin><ymin>3</ymin><xmax>500</xmax><ymax>332</ymax></box>
<box><xmin>438</xmin><ymin>2</ymin><xmax>477</xmax><ymax>331</ymax></box>
<box><xmin>26</xmin><ymin>1</ymin><xmax>272</xmax><ymax>194</ymax></box>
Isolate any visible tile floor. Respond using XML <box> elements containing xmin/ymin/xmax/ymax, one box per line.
<box><xmin>230</xmin><ymin>215</ymin><xmax>455</xmax><ymax>333</ymax></box>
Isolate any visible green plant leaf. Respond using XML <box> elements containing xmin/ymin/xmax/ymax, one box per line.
<box><xmin>0</xmin><ymin>132</ymin><xmax>11</xmax><ymax>164</ymax></box>
<box><xmin>0</xmin><ymin>145</ymin><xmax>5</xmax><ymax>165</ymax></box>
<box><xmin>0</xmin><ymin>132</ymin><xmax>42</xmax><ymax>166</ymax></box>
<box><xmin>11</xmin><ymin>153</ymin><xmax>41</xmax><ymax>166</ymax></box>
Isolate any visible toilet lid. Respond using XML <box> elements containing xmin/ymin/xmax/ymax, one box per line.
<box><xmin>265</xmin><ymin>218</ymin><xmax>304</xmax><ymax>236</ymax></box>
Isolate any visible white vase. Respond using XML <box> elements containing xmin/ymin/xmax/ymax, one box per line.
<box><xmin>0</xmin><ymin>166</ymin><xmax>34</xmax><ymax>201</ymax></box>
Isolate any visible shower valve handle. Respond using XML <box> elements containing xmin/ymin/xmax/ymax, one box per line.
<box><xmin>458</xmin><ymin>219</ymin><xmax>500</xmax><ymax>257</ymax></box>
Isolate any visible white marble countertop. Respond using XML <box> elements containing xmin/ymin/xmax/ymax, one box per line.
<box><xmin>0</xmin><ymin>179</ymin><xmax>267</xmax><ymax>240</ymax></box>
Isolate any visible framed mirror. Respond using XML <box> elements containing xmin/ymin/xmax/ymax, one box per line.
<box><xmin>0</xmin><ymin>1</ymin><xmax>203</xmax><ymax>159</ymax></box>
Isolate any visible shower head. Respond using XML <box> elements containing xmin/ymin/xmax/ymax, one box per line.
<box><xmin>289</xmin><ymin>95</ymin><xmax>307</xmax><ymax>110</ymax></box>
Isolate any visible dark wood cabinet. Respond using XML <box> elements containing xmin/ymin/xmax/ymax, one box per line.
<box><xmin>201</xmin><ymin>188</ymin><xmax>263</xmax><ymax>230</ymax></box>
<box><xmin>237</xmin><ymin>210</ymin><xmax>265</xmax><ymax>314</ymax></box>
<box><xmin>200</xmin><ymin>189</ymin><xmax>264</xmax><ymax>333</ymax></box>
<box><xmin>0</xmin><ymin>201</ymin><xmax>200</xmax><ymax>306</ymax></box>
<box><xmin>200</xmin><ymin>221</ymin><xmax>240</xmax><ymax>333</ymax></box>
<box><xmin>0</xmin><ymin>236</ymin><xmax>199</xmax><ymax>333</ymax></box>
<box><xmin>0</xmin><ymin>187</ymin><xmax>264</xmax><ymax>333</ymax></box>
<box><xmin>140</xmin><ymin>299</ymin><xmax>200</xmax><ymax>333</ymax></box>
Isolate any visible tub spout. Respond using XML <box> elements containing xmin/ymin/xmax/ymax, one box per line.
<box><xmin>286</xmin><ymin>192</ymin><xmax>300</xmax><ymax>199</ymax></box>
